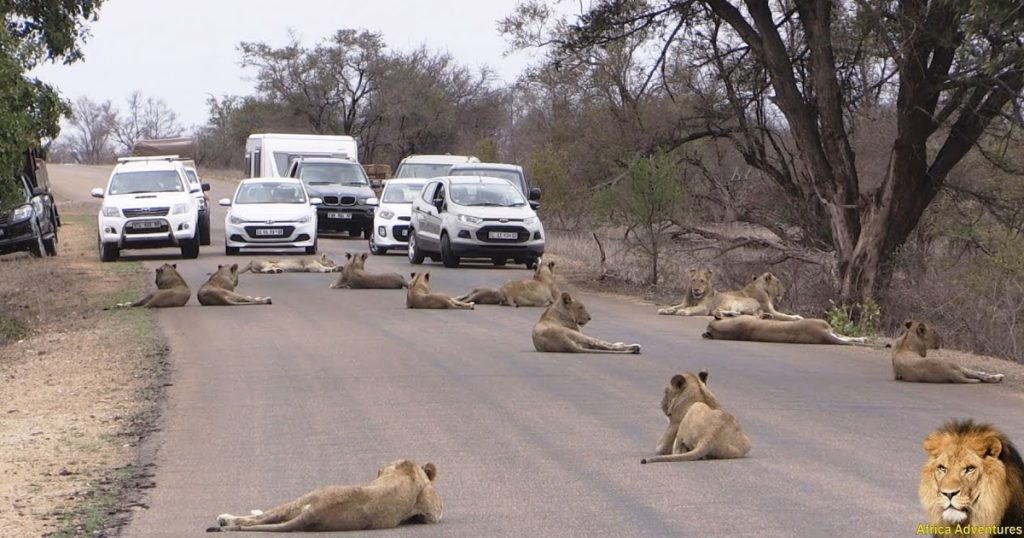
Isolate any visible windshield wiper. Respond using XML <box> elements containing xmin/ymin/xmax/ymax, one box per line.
<box><xmin>465</xmin><ymin>202</ymin><xmax>506</xmax><ymax>207</ymax></box>
<box><xmin>342</xmin><ymin>182</ymin><xmax>368</xmax><ymax>186</ymax></box>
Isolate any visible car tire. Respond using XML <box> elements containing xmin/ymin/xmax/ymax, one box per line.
<box><xmin>181</xmin><ymin>235</ymin><xmax>200</xmax><ymax>259</ymax></box>
<box><xmin>369</xmin><ymin>235</ymin><xmax>387</xmax><ymax>255</ymax></box>
<box><xmin>492</xmin><ymin>257</ymin><xmax>506</xmax><ymax>267</ymax></box>
<box><xmin>305</xmin><ymin>239</ymin><xmax>318</xmax><ymax>255</ymax></box>
<box><xmin>43</xmin><ymin>218</ymin><xmax>58</xmax><ymax>256</ymax></box>
<box><xmin>200</xmin><ymin>213</ymin><xmax>211</xmax><ymax>246</ymax></box>
<box><xmin>363</xmin><ymin>226</ymin><xmax>372</xmax><ymax>239</ymax></box>
<box><xmin>29</xmin><ymin>228</ymin><xmax>45</xmax><ymax>258</ymax></box>
<box><xmin>440</xmin><ymin>233</ymin><xmax>460</xmax><ymax>268</ymax></box>
<box><xmin>407</xmin><ymin>231</ymin><xmax>425</xmax><ymax>265</ymax></box>
<box><xmin>225</xmin><ymin>244</ymin><xmax>240</xmax><ymax>256</ymax></box>
<box><xmin>99</xmin><ymin>236</ymin><xmax>119</xmax><ymax>262</ymax></box>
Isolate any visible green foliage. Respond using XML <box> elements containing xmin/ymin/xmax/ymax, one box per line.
<box><xmin>825</xmin><ymin>299</ymin><xmax>881</xmax><ymax>338</ymax></box>
<box><xmin>471</xmin><ymin>137</ymin><xmax>499</xmax><ymax>162</ymax></box>
<box><xmin>0</xmin><ymin>314</ymin><xmax>30</xmax><ymax>343</ymax></box>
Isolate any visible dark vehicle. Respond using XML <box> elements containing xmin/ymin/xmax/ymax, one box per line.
<box><xmin>0</xmin><ymin>151</ymin><xmax>59</xmax><ymax>257</ymax></box>
<box><xmin>287</xmin><ymin>157</ymin><xmax>380</xmax><ymax>238</ymax></box>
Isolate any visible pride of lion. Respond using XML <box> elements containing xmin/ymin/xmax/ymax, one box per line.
<box><xmin>121</xmin><ymin>252</ymin><xmax>1016</xmax><ymax>532</ymax></box>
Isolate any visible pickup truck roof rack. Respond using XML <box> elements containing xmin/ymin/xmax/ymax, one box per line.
<box><xmin>117</xmin><ymin>155</ymin><xmax>183</xmax><ymax>163</ymax></box>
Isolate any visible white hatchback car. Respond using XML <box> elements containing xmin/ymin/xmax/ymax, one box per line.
<box><xmin>368</xmin><ymin>178</ymin><xmax>426</xmax><ymax>255</ymax></box>
<box><xmin>220</xmin><ymin>177</ymin><xmax>321</xmax><ymax>255</ymax></box>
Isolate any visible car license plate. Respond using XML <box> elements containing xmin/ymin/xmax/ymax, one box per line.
<box><xmin>328</xmin><ymin>212</ymin><xmax>352</xmax><ymax>219</ymax></box>
<box><xmin>255</xmin><ymin>228</ymin><xmax>284</xmax><ymax>236</ymax></box>
<box><xmin>131</xmin><ymin>220</ymin><xmax>163</xmax><ymax>229</ymax></box>
<box><xmin>488</xmin><ymin>231</ymin><xmax>518</xmax><ymax>240</ymax></box>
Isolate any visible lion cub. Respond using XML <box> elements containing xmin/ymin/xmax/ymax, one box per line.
<box><xmin>532</xmin><ymin>292</ymin><xmax>641</xmax><ymax>353</ymax></box>
<box><xmin>893</xmin><ymin>320</ymin><xmax>1003</xmax><ymax>383</ymax></box>
<box><xmin>331</xmin><ymin>253</ymin><xmax>407</xmax><ymax>289</ymax></box>
<box><xmin>406</xmin><ymin>272</ymin><xmax>474</xmax><ymax>309</ymax></box>
<box><xmin>457</xmin><ymin>259</ymin><xmax>560</xmax><ymax>306</ymax></box>
<box><xmin>641</xmin><ymin>371</ymin><xmax>751</xmax><ymax>464</ymax></box>
<box><xmin>208</xmin><ymin>459</ymin><xmax>443</xmax><ymax>532</ymax></box>
<box><xmin>115</xmin><ymin>263</ymin><xmax>190</xmax><ymax>308</ymax></box>
<box><xmin>239</xmin><ymin>254</ymin><xmax>339</xmax><ymax>274</ymax></box>
<box><xmin>197</xmin><ymin>264</ymin><xmax>272</xmax><ymax>306</ymax></box>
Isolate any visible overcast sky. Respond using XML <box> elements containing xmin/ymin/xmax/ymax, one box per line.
<box><xmin>31</xmin><ymin>0</ymin><xmax>577</xmax><ymax>129</ymax></box>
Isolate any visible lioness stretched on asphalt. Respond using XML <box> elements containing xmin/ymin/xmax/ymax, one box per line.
<box><xmin>532</xmin><ymin>292</ymin><xmax>641</xmax><ymax>353</ymax></box>
<box><xmin>659</xmin><ymin>271</ymin><xmax>802</xmax><ymax>321</ymax></box>
<box><xmin>641</xmin><ymin>371</ymin><xmax>751</xmax><ymax>464</ymax></box>
<box><xmin>457</xmin><ymin>259</ymin><xmax>560</xmax><ymax>306</ymax></box>
<box><xmin>893</xmin><ymin>320</ymin><xmax>1003</xmax><ymax>383</ymax></box>
<box><xmin>197</xmin><ymin>264</ymin><xmax>272</xmax><ymax>306</ymax></box>
<box><xmin>702</xmin><ymin>315</ymin><xmax>868</xmax><ymax>345</ymax></box>
<box><xmin>208</xmin><ymin>459</ymin><xmax>442</xmax><ymax>532</ymax></box>
<box><xmin>330</xmin><ymin>253</ymin><xmax>407</xmax><ymax>289</ymax></box>
<box><xmin>114</xmin><ymin>263</ymin><xmax>190</xmax><ymax>308</ymax></box>
<box><xmin>239</xmin><ymin>254</ymin><xmax>339</xmax><ymax>274</ymax></box>
<box><xmin>406</xmin><ymin>272</ymin><xmax>474</xmax><ymax>309</ymax></box>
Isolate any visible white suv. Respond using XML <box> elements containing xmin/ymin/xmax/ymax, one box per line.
<box><xmin>91</xmin><ymin>157</ymin><xmax>202</xmax><ymax>261</ymax></box>
<box><xmin>407</xmin><ymin>175</ymin><xmax>545</xmax><ymax>268</ymax></box>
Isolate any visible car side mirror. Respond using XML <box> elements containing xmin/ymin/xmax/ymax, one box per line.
<box><xmin>90</xmin><ymin>187</ymin><xmax>105</xmax><ymax>199</ymax></box>
<box><xmin>371</xmin><ymin>179</ymin><xmax>382</xmax><ymax>189</ymax></box>
<box><xmin>218</xmin><ymin>198</ymin><xmax>232</xmax><ymax>207</ymax></box>
<box><xmin>32</xmin><ymin>186</ymin><xmax>46</xmax><ymax>196</ymax></box>
<box><xmin>309</xmin><ymin>197</ymin><xmax>323</xmax><ymax>205</ymax></box>
<box><xmin>201</xmin><ymin>183</ymin><xmax>211</xmax><ymax>192</ymax></box>
<box><xmin>529</xmin><ymin>187</ymin><xmax>542</xmax><ymax>201</ymax></box>
<box><xmin>529</xmin><ymin>200</ymin><xmax>541</xmax><ymax>211</ymax></box>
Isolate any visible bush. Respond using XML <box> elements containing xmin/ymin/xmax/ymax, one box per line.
<box><xmin>825</xmin><ymin>299</ymin><xmax>881</xmax><ymax>338</ymax></box>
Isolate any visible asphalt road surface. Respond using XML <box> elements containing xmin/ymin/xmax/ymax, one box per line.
<box><xmin>51</xmin><ymin>165</ymin><xmax>1024</xmax><ymax>537</ymax></box>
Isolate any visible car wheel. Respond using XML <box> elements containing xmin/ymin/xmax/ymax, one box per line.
<box><xmin>99</xmin><ymin>235</ymin><xmax>119</xmax><ymax>262</ymax></box>
<box><xmin>440</xmin><ymin>233</ymin><xmax>460</xmax><ymax>268</ymax></box>
<box><xmin>305</xmin><ymin>239</ymin><xmax>318</xmax><ymax>255</ymax></box>
<box><xmin>225</xmin><ymin>244</ymin><xmax>240</xmax><ymax>256</ymax></box>
<box><xmin>363</xmin><ymin>226</ymin><xmax>372</xmax><ymax>239</ymax></box>
<box><xmin>200</xmin><ymin>213</ymin><xmax>211</xmax><ymax>246</ymax></box>
<box><xmin>407</xmin><ymin>231</ymin><xmax>425</xmax><ymax>265</ymax></box>
<box><xmin>43</xmin><ymin>218</ymin><xmax>58</xmax><ymax>256</ymax></box>
<box><xmin>181</xmin><ymin>235</ymin><xmax>200</xmax><ymax>259</ymax></box>
<box><xmin>369</xmin><ymin>235</ymin><xmax>387</xmax><ymax>255</ymax></box>
<box><xmin>29</xmin><ymin>229</ymin><xmax>45</xmax><ymax>257</ymax></box>
<box><xmin>492</xmin><ymin>257</ymin><xmax>506</xmax><ymax>267</ymax></box>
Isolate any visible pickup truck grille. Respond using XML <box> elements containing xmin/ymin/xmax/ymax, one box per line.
<box><xmin>123</xmin><ymin>207</ymin><xmax>170</xmax><ymax>218</ymax></box>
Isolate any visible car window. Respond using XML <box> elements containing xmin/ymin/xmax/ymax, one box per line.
<box><xmin>184</xmin><ymin>169</ymin><xmax>200</xmax><ymax>188</ymax></box>
<box><xmin>382</xmin><ymin>183</ymin><xmax>425</xmax><ymax>203</ymax></box>
<box><xmin>298</xmin><ymin>163</ymin><xmax>368</xmax><ymax>186</ymax></box>
<box><xmin>449</xmin><ymin>183</ymin><xmax>526</xmax><ymax>207</ymax></box>
<box><xmin>421</xmin><ymin>182</ymin><xmax>438</xmax><ymax>203</ymax></box>
<box><xmin>396</xmin><ymin>163</ymin><xmax>453</xmax><ymax>179</ymax></box>
<box><xmin>108</xmin><ymin>170</ymin><xmax>185</xmax><ymax>195</ymax></box>
<box><xmin>274</xmin><ymin>153</ymin><xmax>349</xmax><ymax>176</ymax></box>
<box><xmin>450</xmin><ymin>169</ymin><xmax>525</xmax><ymax>194</ymax></box>
<box><xmin>234</xmin><ymin>182</ymin><xmax>307</xmax><ymax>204</ymax></box>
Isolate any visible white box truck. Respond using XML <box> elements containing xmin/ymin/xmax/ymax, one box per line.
<box><xmin>244</xmin><ymin>133</ymin><xmax>359</xmax><ymax>178</ymax></box>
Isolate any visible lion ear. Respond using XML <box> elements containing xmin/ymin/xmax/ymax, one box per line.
<box><xmin>345</xmin><ymin>253</ymin><xmax>352</xmax><ymax>260</ymax></box>
<box><xmin>670</xmin><ymin>374</ymin><xmax>686</xmax><ymax>389</ymax></box>
<box><xmin>423</xmin><ymin>462</ymin><xmax>438</xmax><ymax>482</ymax></box>
<box><xmin>698</xmin><ymin>370</ymin><xmax>709</xmax><ymax>384</ymax></box>
<box><xmin>916</xmin><ymin>322</ymin><xmax>928</xmax><ymax>336</ymax></box>
<box><xmin>561</xmin><ymin>292</ymin><xmax>573</xmax><ymax>304</ymax></box>
<box><xmin>923</xmin><ymin>432</ymin><xmax>946</xmax><ymax>456</ymax></box>
<box><xmin>976</xmin><ymin>434</ymin><xmax>1003</xmax><ymax>459</ymax></box>
<box><xmin>230</xmin><ymin>264</ymin><xmax>238</xmax><ymax>272</ymax></box>
<box><xmin>172</xmin><ymin>263</ymin><xmax>177</xmax><ymax>268</ymax></box>
<box><xmin>410</xmin><ymin>272</ymin><xmax>417</xmax><ymax>278</ymax></box>
<box><xmin>547</xmin><ymin>260</ymin><xmax>555</xmax><ymax>269</ymax></box>
<box><xmin>424</xmin><ymin>272</ymin><xmax>431</xmax><ymax>280</ymax></box>
<box><xmin>905</xmin><ymin>320</ymin><xmax>914</xmax><ymax>330</ymax></box>
<box><xmin>361</xmin><ymin>253</ymin><xmax>368</xmax><ymax>261</ymax></box>
<box><xmin>688</xmin><ymin>268</ymin><xmax>697</xmax><ymax>276</ymax></box>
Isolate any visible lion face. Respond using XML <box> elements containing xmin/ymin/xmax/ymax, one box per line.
<box><xmin>662</xmin><ymin>371</ymin><xmax>714</xmax><ymax>421</ymax></box>
<box><xmin>319</xmin><ymin>253</ymin><xmax>338</xmax><ymax>268</ymax></box>
<box><xmin>559</xmin><ymin>292</ymin><xmax>591</xmax><ymax>327</ymax></box>
<box><xmin>688</xmin><ymin>269</ymin><xmax>714</xmax><ymax>300</ymax></box>
<box><xmin>921</xmin><ymin>421</ymin><xmax>1014</xmax><ymax>527</ymax></box>
<box><xmin>752</xmin><ymin>272</ymin><xmax>786</xmax><ymax>300</ymax></box>
<box><xmin>904</xmin><ymin>320</ymin><xmax>942</xmax><ymax>350</ymax></box>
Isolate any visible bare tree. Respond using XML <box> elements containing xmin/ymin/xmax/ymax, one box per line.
<box><xmin>112</xmin><ymin>91</ymin><xmax>183</xmax><ymax>153</ymax></box>
<box><xmin>66</xmin><ymin>96</ymin><xmax>116</xmax><ymax>164</ymax></box>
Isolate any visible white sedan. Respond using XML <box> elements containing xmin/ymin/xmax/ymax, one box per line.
<box><xmin>220</xmin><ymin>177</ymin><xmax>321</xmax><ymax>255</ymax></box>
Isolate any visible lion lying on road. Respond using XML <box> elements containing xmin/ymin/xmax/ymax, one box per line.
<box><xmin>702</xmin><ymin>315</ymin><xmax>868</xmax><ymax>345</ymax></box>
<box><xmin>197</xmin><ymin>264</ymin><xmax>272</xmax><ymax>306</ymax></box>
<box><xmin>659</xmin><ymin>271</ymin><xmax>802</xmax><ymax>321</ymax></box>
<box><xmin>208</xmin><ymin>459</ymin><xmax>442</xmax><ymax>532</ymax></box>
<box><xmin>115</xmin><ymin>263</ymin><xmax>190</xmax><ymax>308</ymax></box>
<box><xmin>239</xmin><ymin>254</ymin><xmax>339</xmax><ymax>274</ymax></box>
<box><xmin>406</xmin><ymin>272</ymin><xmax>474</xmax><ymax>309</ymax></box>
<box><xmin>457</xmin><ymin>259</ymin><xmax>560</xmax><ymax>307</ymax></box>
<box><xmin>532</xmin><ymin>292</ymin><xmax>641</xmax><ymax>354</ymax></box>
<box><xmin>641</xmin><ymin>371</ymin><xmax>751</xmax><ymax>464</ymax></box>
<box><xmin>920</xmin><ymin>420</ymin><xmax>1024</xmax><ymax>536</ymax></box>
<box><xmin>893</xmin><ymin>320</ymin><xmax>1003</xmax><ymax>383</ymax></box>
<box><xmin>331</xmin><ymin>253</ymin><xmax>407</xmax><ymax>289</ymax></box>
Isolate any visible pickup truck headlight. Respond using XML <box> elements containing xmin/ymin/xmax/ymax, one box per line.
<box><xmin>458</xmin><ymin>214</ymin><xmax>483</xmax><ymax>225</ymax></box>
<box><xmin>228</xmin><ymin>214</ymin><xmax>250</xmax><ymax>225</ymax></box>
<box><xmin>101</xmin><ymin>206</ymin><xmax>121</xmax><ymax>218</ymax></box>
<box><xmin>524</xmin><ymin>216</ymin><xmax>539</xmax><ymax>226</ymax></box>
<box><xmin>11</xmin><ymin>204</ymin><xmax>33</xmax><ymax>223</ymax></box>
<box><xmin>171</xmin><ymin>203</ymin><xmax>189</xmax><ymax>215</ymax></box>
<box><xmin>377</xmin><ymin>209</ymin><xmax>395</xmax><ymax>220</ymax></box>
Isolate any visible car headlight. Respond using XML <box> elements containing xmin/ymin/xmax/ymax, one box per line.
<box><xmin>11</xmin><ymin>204</ymin><xmax>33</xmax><ymax>223</ymax></box>
<box><xmin>228</xmin><ymin>214</ymin><xmax>249</xmax><ymax>225</ymax></box>
<box><xmin>171</xmin><ymin>203</ymin><xmax>189</xmax><ymax>215</ymax></box>
<box><xmin>524</xmin><ymin>216</ymin><xmax>538</xmax><ymax>226</ymax></box>
<box><xmin>377</xmin><ymin>209</ymin><xmax>395</xmax><ymax>220</ymax></box>
<box><xmin>296</xmin><ymin>214</ymin><xmax>312</xmax><ymax>223</ymax></box>
<box><xmin>458</xmin><ymin>214</ymin><xmax>483</xmax><ymax>225</ymax></box>
<box><xmin>359</xmin><ymin>197</ymin><xmax>378</xmax><ymax>205</ymax></box>
<box><xmin>101</xmin><ymin>206</ymin><xmax>121</xmax><ymax>218</ymax></box>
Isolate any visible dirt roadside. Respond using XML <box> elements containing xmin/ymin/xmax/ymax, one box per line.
<box><xmin>0</xmin><ymin>196</ymin><xmax>166</xmax><ymax>537</ymax></box>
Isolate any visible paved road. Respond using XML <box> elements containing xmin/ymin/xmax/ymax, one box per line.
<box><xmin>51</xmin><ymin>165</ymin><xmax>1024</xmax><ymax>537</ymax></box>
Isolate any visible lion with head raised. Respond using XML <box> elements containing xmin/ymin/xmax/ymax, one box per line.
<box><xmin>532</xmin><ymin>292</ymin><xmax>641</xmax><ymax>354</ymax></box>
<box><xmin>657</xmin><ymin>269</ymin><xmax>717</xmax><ymax>316</ymax></box>
<box><xmin>920</xmin><ymin>420</ymin><xmax>1024</xmax><ymax>537</ymax></box>
<box><xmin>659</xmin><ymin>271</ymin><xmax>802</xmax><ymax>321</ymax></box>
<box><xmin>894</xmin><ymin>320</ymin><xmax>1003</xmax><ymax>384</ymax></box>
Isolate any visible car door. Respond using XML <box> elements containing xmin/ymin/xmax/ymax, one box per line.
<box><xmin>414</xmin><ymin>181</ymin><xmax>445</xmax><ymax>252</ymax></box>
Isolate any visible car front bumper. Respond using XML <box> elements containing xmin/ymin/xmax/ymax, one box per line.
<box><xmin>316</xmin><ymin>206</ymin><xmax>373</xmax><ymax>233</ymax></box>
<box><xmin>98</xmin><ymin>214</ymin><xmax>196</xmax><ymax>249</ymax></box>
<box><xmin>373</xmin><ymin>220</ymin><xmax>412</xmax><ymax>248</ymax></box>
<box><xmin>0</xmin><ymin>220</ymin><xmax>37</xmax><ymax>254</ymax></box>
<box><xmin>225</xmin><ymin>220</ymin><xmax>317</xmax><ymax>248</ymax></box>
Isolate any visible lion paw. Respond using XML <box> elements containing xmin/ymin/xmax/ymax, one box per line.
<box><xmin>217</xmin><ymin>514</ymin><xmax>234</xmax><ymax>526</ymax></box>
<box><xmin>249</xmin><ymin>509</ymin><xmax>264</xmax><ymax>516</ymax></box>
<box><xmin>657</xmin><ymin>308</ymin><xmax>674</xmax><ymax>315</ymax></box>
<box><xmin>630</xmin><ymin>344</ymin><xmax>642</xmax><ymax>354</ymax></box>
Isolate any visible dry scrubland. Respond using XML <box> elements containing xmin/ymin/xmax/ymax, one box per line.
<box><xmin>0</xmin><ymin>201</ymin><xmax>164</xmax><ymax>537</ymax></box>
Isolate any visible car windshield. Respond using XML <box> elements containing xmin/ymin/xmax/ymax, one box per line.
<box><xmin>234</xmin><ymin>182</ymin><xmax>307</xmax><ymax>204</ymax></box>
<box><xmin>450</xmin><ymin>169</ymin><xmax>526</xmax><ymax>194</ymax></box>
<box><xmin>107</xmin><ymin>170</ymin><xmax>185</xmax><ymax>195</ymax></box>
<box><xmin>395</xmin><ymin>163</ymin><xmax>452</xmax><ymax>179</ymax></box>
<box><xmin>298</xmin><ymin>163</ymin><xmax>368</xmax><ymax>186</ymax></box>
<box><xmin>382</xmin><ymin>183</ymin><xmax>425</xmax><ymax>203</ymax></box>
<box><xmin>273</xmin><ymin>152</ymin><xmax>350</xmax><ymax>176</ymax></box>
<box><xmin>450</xmin><ymin>183</ymin><xmax>526</xmax><ymax>207</ymax></box>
